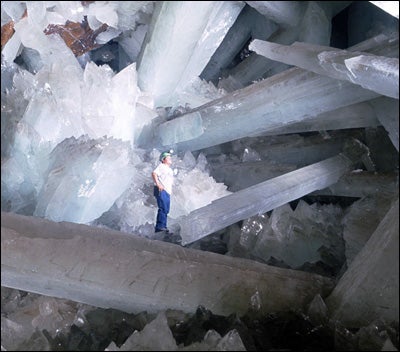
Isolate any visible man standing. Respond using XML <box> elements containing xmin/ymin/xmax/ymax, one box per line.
<box><xmin>152</xmin><ymin>151</ymin><xmax>174</xmax><ymax>233</ymax></box>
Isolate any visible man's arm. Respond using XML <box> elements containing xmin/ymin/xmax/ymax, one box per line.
<box><xmin>152</xmin><ymin>171</ymin><xmax>164</xmax><ymax>191</ymax></box>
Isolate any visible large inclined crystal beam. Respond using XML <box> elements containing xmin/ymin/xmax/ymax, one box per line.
<box><xmin>154</xmin><ymin>66</ymin><xmax>379</xmax><ymax>152</ymax></box>
<box><xmin>249</xmin><ymin>38</ymin><xmax>399</xmax><ymax>98</ymax></box>
<box><xmin>155</xmin><ymin>34</ymin><xmax>397</xmax><ymax>152</ymax></box>
<box><xmin>1</xmin><ymin>212</ymin><xmax>335</xmax><ymax>317</ymax></box>
<box><xmin>325</xmin><ymin>198</ymin><xmax>399</xmax><ymax>328</ymax></box>
<box><xmin>137</xmin><ymin>1</ymin><xmax>243</xmax><ymax>106</ymax></box>
<box><xmin>177</xmin><ymin>154</ymin><xmax>354</xmax><ymax>245</ymax></box>
<box><xmin>223</xmin><ymin>29</ymin><xmax>397</xmax><ymax>91</ymax></box>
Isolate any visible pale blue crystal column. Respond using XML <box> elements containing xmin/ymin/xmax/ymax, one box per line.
<box><xmin>178</xmin><ymin>154</ymin><xmax>354</xmax><ymax>245</ymax></box>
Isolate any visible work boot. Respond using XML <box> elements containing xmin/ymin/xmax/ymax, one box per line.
<box><xmin>155</xmin><ymin>227</ymin><xmax>169</xmax><ymax>233</ymax></box>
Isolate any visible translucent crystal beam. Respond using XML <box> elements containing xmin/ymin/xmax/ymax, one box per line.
<box><xmin>154</xmin><ymin>67</ymin><xmax>379</xmax><ymax>152</ymax></box>
<box><xmin>155</xmin><ymin>34</ymin><xmax>397</xmax><ymax>152</ymax></box>
<box><xmin>177</xmin><ymin>154</ymin><xmax>354</xmax><ymax>245</ymax></box>
<box><xmin>249</xmin><ymin>37</ymin><xmax>399</xmax><ymax>98</ymax></box>
<box><xmin>325</xmin><ymin>198</ymin><xmax>399</xmax><ymax>327</ymax></box>
<box><xmin>1</xmin><ymin>212</ymin><xmax>334</xmax><ymax>317</ymax></box>
<box><xmin>137</xmin><ymin>1</ymin><xmax>243</xmax><ymax>106</ymax></box>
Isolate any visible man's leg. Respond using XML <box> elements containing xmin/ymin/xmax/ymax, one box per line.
<box><xmin>155</xmin><ymin>191</ymin><xmax>170</xmax><ymax>231</ymax></box>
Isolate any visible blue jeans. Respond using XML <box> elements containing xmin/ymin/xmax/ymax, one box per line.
<box><xmin>154</xmin><ymin>186</ymin><xmax>170</xmax><ymax>231</ymax></box>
